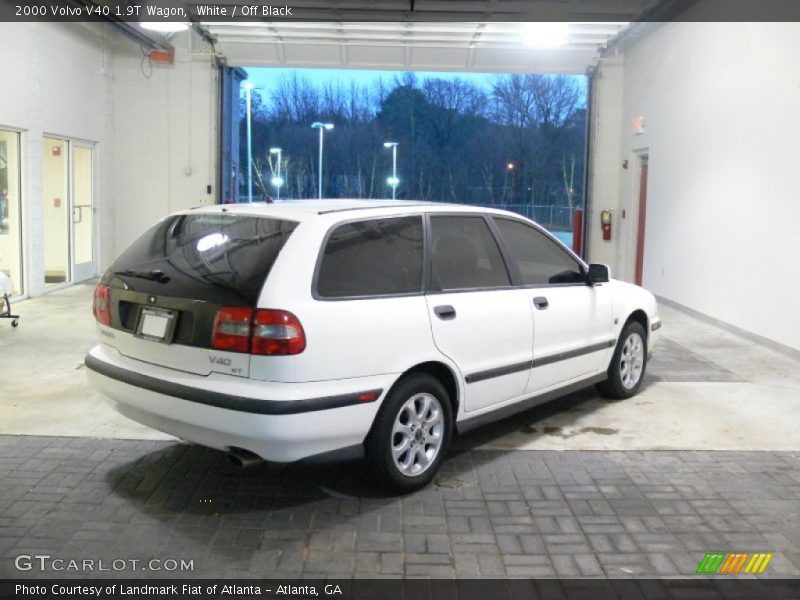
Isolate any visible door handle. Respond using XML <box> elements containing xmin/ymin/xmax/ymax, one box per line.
<box><xmin>434</xmin><ymin>305</ymin><xmax>456</xmax><ymax>320</ymax></box>
<box><xmin>533</xmin><ymin>296</ymin><xmax>549</xmax><ymax>310</ymax></box>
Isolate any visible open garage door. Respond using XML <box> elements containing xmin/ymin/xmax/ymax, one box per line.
<box><xmin>210</xmin><ymin>21</ymin><xmax>634</xmax><ymax>251</ymax></box>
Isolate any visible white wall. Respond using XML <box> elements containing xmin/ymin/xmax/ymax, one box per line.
<box><xmin>112</xmin><ymin>30</ymin><xmax>218</xmax><ymax>253</ymax></box>
<box><xmin>589</xmin><ymin>22</ymin><xmax>800</xmax><ymax>351</ymax></box>
<box><xmin>585</xmin><ymin>56</ymin><xmax>624</xmax><ymax>271</ymax></box>
<box><xmin>0</xmin><ymin>21</ymin><xmax>115</xmax><ymax>296</ymax></box>
<box><xmin>0</xmin><ymin>23</ymin><xmax>219</xmax><ymax>297</ymax></box>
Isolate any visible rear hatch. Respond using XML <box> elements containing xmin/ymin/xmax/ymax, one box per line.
<box><xmin>99</xmin><ymin>211</ymin><xmax>298</xmax><ymax>376</ymax></box>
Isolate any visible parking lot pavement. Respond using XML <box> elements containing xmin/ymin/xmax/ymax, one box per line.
<box><xmin>1</xmin><ymin>435</ymin><xmax>799</xmax><ymax>579</ymax></box>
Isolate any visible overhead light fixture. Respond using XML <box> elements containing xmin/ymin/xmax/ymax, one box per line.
<box><xmin>196</xmin><ymin>233</ymin><xmax>229</xmax><ymax>252</ymax></box>
<box><xmin>140</xmin><ymin>22</ymin><xmax>190</xmax><ymax>34</ymax></box>
<box><xmin>520</xmin><ymin>22</ymin><xmax>569</xmax><ymax>48</ymax></box>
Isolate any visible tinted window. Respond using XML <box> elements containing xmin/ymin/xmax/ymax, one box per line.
<box><xmin>429</xmin><ymin>216</ymin><xmax>510</xmax><ymax>291</ymax></box>
<box><xmin>494</xmin><ymin>218</ymin><xmax>584</xmax><ymax>285</ymax></box>
<box><xmin>317</xmin><ymin>216</ymin><xmax>423</xmax><ymax>298</ymax></box>
<box><xmin>108</xmin><ymin>214</ymin><xmax>297</xmax><ymax>305</ymax></box>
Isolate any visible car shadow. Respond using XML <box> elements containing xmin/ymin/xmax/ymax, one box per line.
<box><xmin>101</xmin><ymin>375</ymin><xmax>658</xmax><ymax>567</ymax></box>
<box><xmin>106</xmin><ymin>374</ymin><xmax>657</xmax><ymax>508</ymax></box>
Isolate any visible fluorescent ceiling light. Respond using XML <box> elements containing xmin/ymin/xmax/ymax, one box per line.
<box><xmin>520</xmin><ymin>23</ymin><xmax>569</xmax><ymax>47</ymax></box>
<box><xmin>196</xmin><ymin>233</ymin><xmax>229</xmax><ymax>252</ymax></box>
<box><xmin>140</xmin><ymin>22</ymin><xmax>189</xmax><ymax>33</ymax></box>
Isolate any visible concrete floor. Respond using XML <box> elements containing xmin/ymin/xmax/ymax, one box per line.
<box><xmin>1</xmin><ymin>282</ymin><xmax>799</xmax><ymax>451</ymax></box>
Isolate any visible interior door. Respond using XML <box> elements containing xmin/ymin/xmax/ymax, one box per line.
<box><xmin>491</xmin><ymin>217</ymin><xmax>614</xmax><ymax>394</ymax></box>
<box><xmin>70</xmin><ymin>144</ymin><xmax>96</xmax><ymax>282</ymax></box>
<box><xmin>425</xmin><ymin>215</ymin><xmax>533</xmax><ymax>413</ymax></box>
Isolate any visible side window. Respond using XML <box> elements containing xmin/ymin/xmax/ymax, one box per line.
<box><xmin>429</xmin><ymin>216</ymin><xmax>511</xmax><ymax>291</ymax></box>
<box><xmin>317</xmin><ymin>216</ymin><xmax>423</xmax><ymax>298</ymax></box>
<box><xmin>494</xmin><ymin>218</ymin><xmax>585</xmax><ymax>285</ymax></box>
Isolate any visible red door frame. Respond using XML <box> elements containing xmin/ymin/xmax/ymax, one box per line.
<box><xmin>634</xmin><ymin>159</ymin><xmax>649</xmax><ymax>286</ymax></box>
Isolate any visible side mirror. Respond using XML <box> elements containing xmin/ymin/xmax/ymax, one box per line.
<box><xmin>587</xmin><ymin>263</ymin><xmax>610</xmax><ymax>285</ymax></box>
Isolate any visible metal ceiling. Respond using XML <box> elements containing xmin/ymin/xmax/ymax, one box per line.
<box><xmin>202</xmin><ymin>21</ymin><xmax>627</xmax><ymax>73</ymax></box>
<box><xmin>198</xmin><ymin>1</ymin><xmax>672</xmax><ymax>73</ymax></box>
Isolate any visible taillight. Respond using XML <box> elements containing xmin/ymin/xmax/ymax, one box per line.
<box><xmin>212</xmin><ymin>306</ymin><xmax>253</xmax><ymax>353</ymax></box>
<box><xmin>93</xmin><ymin>284</ymin><xmax>111</xmax><ymax>325</ymax></box>
<box><xmin>212</xmin><ymin>307</ymin><xmax>306</xmax><ymax>356</ymax></box>
<box><xmin>251</xmin><ymin>309</ymin><xmax>306</xmax><ymax>356</ymax></box>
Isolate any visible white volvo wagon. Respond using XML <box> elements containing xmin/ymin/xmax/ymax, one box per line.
<box><xmin>87</xmin><ymin>200</ymin><xmax>660</xmax><ymax>491</ymax></box>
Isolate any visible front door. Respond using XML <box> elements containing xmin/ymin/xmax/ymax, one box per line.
<box><xmin>425</xmin><ymin>215</ymin><xmax>533</xmax><ymax>413</ymax></box>
<box><xmin>491</xmin><ymin>217</ymin><xmax>614</xmax><ymax>394</ymax></box>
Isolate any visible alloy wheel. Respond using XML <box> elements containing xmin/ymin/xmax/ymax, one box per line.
<box><xmin>391</xmin><ymin>393</ymin><xmax>445</xmax><ymax>477</ymax></box>
<box><xmin>620</xmin><ymin>332</ymin><xmax>645</xmax><ymax>389</ymax></box>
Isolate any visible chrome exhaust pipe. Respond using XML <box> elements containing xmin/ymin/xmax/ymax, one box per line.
<box><xmin>226</xmin><ymin>447</ymin><xmax>263</xmax><ymax>468</ymax></box>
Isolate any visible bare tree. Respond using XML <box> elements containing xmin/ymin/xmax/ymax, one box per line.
<box><xmin>562</xmin><ymin>154</ymin><xmax>576</xmax><ymax>210</ymax></box>
<box><xmin>240</xmin><ymin>70</ymin><xmax>585</xmax><ymax>215</ymax></box>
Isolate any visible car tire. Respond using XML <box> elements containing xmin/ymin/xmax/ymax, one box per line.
<box><xmin>597</xmin><ymin>320</ymin><xmax>648</xmax><ymax>399</ymax></box>
<box><xmin>366</xmin><ymin>373</ymin><xmax>453</xmax><ymax>493</ymax></box>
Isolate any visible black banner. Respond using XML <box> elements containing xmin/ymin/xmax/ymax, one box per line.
<box><xmin>3</xmin><ymin>579</ymin><xmax>800</xmax><ymax>600</ymax></box>
<box><xmin>2</xmin><ymin>0</ymin><xmax>800</xmax><ymax>23</ymax></box>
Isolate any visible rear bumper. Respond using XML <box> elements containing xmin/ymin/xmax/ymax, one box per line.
<box><xmin>86</xmin><ymin>344</ymin><xmax>393</xmax><ymax>463</ymax></box>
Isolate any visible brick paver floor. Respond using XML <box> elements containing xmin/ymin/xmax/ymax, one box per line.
<box><xmin>1</xmin><ymin>435</ymin><xmax>799</xmax><ymax>579</ymax></box>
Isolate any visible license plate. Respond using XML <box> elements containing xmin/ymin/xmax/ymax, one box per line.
<box><xmin>137</xmin><ymin>307</ymin><xmax>177</xmax><ymax>343</ymax></box>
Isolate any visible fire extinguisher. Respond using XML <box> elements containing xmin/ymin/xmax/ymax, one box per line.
<box><xmin>601</xmin><ymin>210</ymin><xmax>612</xmax><ymax>241</ymax></box>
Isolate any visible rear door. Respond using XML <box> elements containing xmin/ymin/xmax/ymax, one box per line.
<box><xmin>286</xmin><ymin>214</ymin><xmax>433</xmax><ymax>383</ymax></box>
<box><xmin>491</xmin><ymin>217</ymin><xmax>614</xmax><ymax>394</ymax></box>
<box><xmin>100</xmin><ymin>212</ymin><xmax>297</xmax><ymax>376</ymax></box>
<box><xmin>425</xmin><ymin>214</ymin><xmax>533</xmax><ymax>413</ymax></box>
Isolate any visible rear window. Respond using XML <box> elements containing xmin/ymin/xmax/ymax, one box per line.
<box><xmin>108</xmin><ymin>213</ymin><xmax>297</xmax><ymax>305</ymax></box>
<box><xmin>316</xmin><ymin>216</ymin><xmax>423</xmax><ymax>298</ymax></box>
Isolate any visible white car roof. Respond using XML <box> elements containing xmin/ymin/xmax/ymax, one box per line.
<box><xmin>184</xmin><ymin>199</ymin><xmax>520</xmax><ymax>222</ymax></box>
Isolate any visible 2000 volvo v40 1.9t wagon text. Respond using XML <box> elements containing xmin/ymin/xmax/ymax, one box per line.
<box><xmin>87</xmin><ymin>199</ymin><xmax>661</xmax><ymax>491</ymax></box>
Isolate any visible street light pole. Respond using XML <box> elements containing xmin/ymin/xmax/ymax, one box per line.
<box><xmin>245</xmin><ymin>82</ymin><xmax>254</xmax><ymax>203</ymax></box>
<box><xmin>269</xmin><ymin>147</ymin><xmax>283</xmax><ymax>200</ymax></box>
<box><xmin>383</xmin><ymin>142</ymin><xmax>399</xmax><ymax>200</ymax></box>
<box><xmin>317</xmin><ymin>127</ymin><xmax>323</xmax><ymax>200</ymax></box>
<box><xmin>311</xmin><ymin>122</ymin><xmax>334</xmax><ymax>199</ymax></box>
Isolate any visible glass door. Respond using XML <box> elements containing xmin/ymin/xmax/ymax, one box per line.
<box><xmin>43</xmin><ymin>138</ymin><xmax>96</xmax><ymax>287</ymax></box>
<box><xmin>71</xmin><ymin>144</ymin><xmax>95</xmax><ymax>282</ymax></box>
<box><xmin>43</xmin><ymin>137</ymin><xmax>70</xmax><ymax>286</ymax></box>
<box><xmin>0</xmin><ymin>129</ymin><xmax>22</xmax><ymax>296</ymax></box>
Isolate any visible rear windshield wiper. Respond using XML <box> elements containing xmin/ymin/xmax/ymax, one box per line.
<box><xmin>113</xmin><ymin>269</ymin><xmax>171</xmax><ymax>284</ymax></box>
